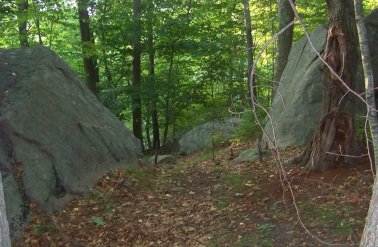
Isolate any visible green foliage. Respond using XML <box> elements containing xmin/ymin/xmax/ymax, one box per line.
<box><xmin>211</xmin><ymin>225</ymin><xmax>274</xmax><ymax>247</ymax></box>
<box><xmin>186</xmin><ymin>149</ymin><xmax>225</xmax><ymax>165</ymax></box>
<box><xmin>204</xmin><ymin>131</ymin><xmax>232</xmax><ymax>152</ymax></box>
<box><xmin>299</xmin><ymin>200</ymin><xmax>363</xmax><ymax>237</ymax></box>
<box><xmin>31</xmin><ymin>224</ymin><xmax>56</xmax><ymax>234</ymax></box>
<box><xmin>2</xmin><ymin>0</ymin><xmax>377</xmax><ymax>145</ymax></box>
<box><xmin>91</xmin><ymin>216</ymin><xmax>106</xmax><ymax>226</ymax></box>
<box><xmin>213</xmin><ymin>196</ymin><xmax>230</xmax><ymax>208</ymax></box>
<box><xmin>85</xmin><ymin>191</ymin><xmax>114</xmax><ymax>204</ymax></box>
<box><xmin>222</xmin><ymin>171</ymin><xmax>256</xmax><ymax>193</ymax></box>
<box><xmin>234</xmin><ymin>111</ymin><xmax>265</xmax><ymax>141</ymax></box>
<box><xmin>125</xmin><ymin>168</ymin><xmax>157</xmax><ymax>190</ymax></box>
<box><xmin>258</xmin><ymin>223</ymin><xmax>276</xmax><ymax>231</ymax></box>
<box><xmin>294</xmin><ymin>0</ymin><xmax>328</xmax><ymax>40</ymax></box>
<box><xmin>355</xmin><ymin>114</ymin><xmax>370</xmax><ymax>143</ymax></box>
<box><xmin>102</xmin><ymin>205</ymin><xmax>116</xmax><ymax>214</ymax></box>
<box><xmin>225</xmin><ymin>173</ymin><xmax>244</xmax><ymax>192</ymax></box>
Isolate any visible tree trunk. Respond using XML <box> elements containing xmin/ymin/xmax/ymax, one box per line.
<box><xmin>32</xmin><ymin>0</ymin><xmax>43</xmax><ymax>45</ymax></box>
<box><xmin>145</xmin><ymin>111</ymin><xmax>152</xmax><ymax>150</ymax></box>
<box><xmin>163</xmin><ymin>97</ymin><xmax>170</xmax><ymax>144</ymax></box>
<box><xmin>242</xmin><ymin>0</ymin><xmax>255</xmax><ymax>103</ymax></box>
<box><xmin>273</xmin><ymin>0</ymin><xmax>294</xmax><ymax>91</ymax></box>
<box><xmin>147</xmin><ymin>2</ymin><xmax>160</xmax><ymax>150</ymax></box>
<box><xmin>0</xmin><ymin>171</ymin><xmax>11</xmax><ymax>247</ymax></box>
<box><xmin>18</xmin><ymin>0</ymin><xmax>29</xmax><ymax>47</ymax></box>
<box><xmin>163</xmin><ymin>46</ymin><xmax>175</xmax><ymax>144</ymax></box>
<box><xmin>355</xmin><ymin>0</ymin><xmax>378</xmax><ymax>245</ymax></box>
<box><xmin>77</xmin><ymin>0</ymin><xmax>100</xmax><ymax>95</ymax></box>
<box><xmin>132</xmin><ymin>0</ymin><xmax>143</xmax><ymax>150</ymax></box>
<box><xmin>302</xmin><ymin>0</ymin><xmax>359</xmax><ymax>172</ymax></box>
<box><xmin>99</xmin><ymin>0</ymin><xmax>113</xmax><ymax>84</ymax></box>
<box><xmin>361</xmin><ymin>178</ymin><xmax>378</xmax><ymax>246</ymax></box>
<box><xmin>151</xmin><ymin>98</ymin><xmax>160</xmax><ymax>150</ymax></box>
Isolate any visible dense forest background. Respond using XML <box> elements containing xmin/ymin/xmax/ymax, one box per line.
<box><xmin>1</xmin><ymin>0</ymin><xmax>377</xmax><ymax>150</ymax></box>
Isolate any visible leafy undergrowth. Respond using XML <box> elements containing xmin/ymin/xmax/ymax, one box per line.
<box><xmin>14</xmin><ymin>142</ymin><xmax>373</xmax><ymax>247</ymax></box>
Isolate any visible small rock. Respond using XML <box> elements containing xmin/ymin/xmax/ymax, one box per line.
<box><xmin>170</xmin><ymin>187</ymin><xmax>183</xmax><ymax>192</ymax></box>
<box><xmin>139</xmin><ymin>158</ymin><xmax>154</xmax><ymax>168</ymax></box>
<box><xmin>149</xmin><ymin>155</ymin><xmax>177</xmax><ymax>164</ymax></box>
<box><xmin>231</xmin><ymin>148</ymin><xmax>271</xmax><ymax>165</ymax></box>
<box><xmin>122</xmin><ymin>202</ymin><xmax>134</xmax><ymax>207</ymax></box>
<box><xmin>212</xmin><ymin>183</ymin><xmax>223</xmax><ymax>192</ymax></box>
<box><xmin>123</xmin><ymin>178</ymin><xmax>133</xmax><ymax>187</ymax></box>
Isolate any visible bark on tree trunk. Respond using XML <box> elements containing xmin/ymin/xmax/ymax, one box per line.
<box><xmin>242</xmin><ymin>0</ymin><xmax>255</xmax><ymax>103</ymax></box>
<box><xmin>145</xmin><ymin>112</ymin><xmax>152</xmax><ymax>150</ymax></box>
<box><xmin>274</xmin><ymin>0</ymin><xmax>294</xmax><ymax>91</ymax></box>
<box><xmin>361</xmin><ymin>178</ymin><xmax>378</xmax><ymax>245</ymax></box>
<box><xmin>77</xmin><ymin>0</ymin><xmax>100</xmax><ymax>95</ymax></box>
<box><xmin>32</xmin><ymin>0</ymin><xmax>43</xmax><ymax>45</ymax></box>
<box><xmin>163</xmin><ymin>47</ymin><xmax>175</xmax><ymax>144</ymax></box>
<box><xmin>18</xmin><ymin>0</ymin><xmax>29</xmax><ymax>47</ymax></box>
<box><xmin>301</xmin><ymin>0</ymin><xmax>359</xmax><ymax>172</ymax></box>
<box><xmin>163</xmin><ymin>97</ymin><xmax>170</xmax><ymax>144</ymax></box>
<box><xmin>354</xmin><ymin>0</ymin><xmax>378</xmax><ymax>245</ymax></box>
<box><xmin>132</xmin><ymin>0</ymin><xmax>143</xmax><ymax>150</ymax></box>
<box><xmin>0</xmin><ymin>171</ymin><xmax>11</xmax><ymax>247</ymax></box>
<box><xmin>147</xmin><ymin>2</ymin><xmax>160</xmax><ymax>150</ymax></box>
<box><xmin>100</xmin><ymin>0</ymin><xmax>113</xmax><ymax>84</ymax></box>
<box><xmin>151</xmin><ymin>102</ymin><xmax>160</xmax><ymax>150</ymax></box>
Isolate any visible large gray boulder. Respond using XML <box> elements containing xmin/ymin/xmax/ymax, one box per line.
<box><xmin>263</xmin><ymin>25</ymin><xmax>326</xmax><ymax>148</ymax></box>
<box><xmin>264</xmin><ymin>8</ymin><xmax>378</xmax><ymax>148</ymax></box>
<box><xmin>0</xmin><ymin>47</ymin><xmax>142</xmax><ymax>241</ymax></box>
<box><xmin>179</xmin><ymin>118</ymin><xmax>240</xmax><ymax>155</ymax></box>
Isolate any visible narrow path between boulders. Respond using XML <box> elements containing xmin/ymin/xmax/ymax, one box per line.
<box><xmin>15</xmin><ymin>144</ymin><xmax>372</xmax><ymax>246</ymax></box>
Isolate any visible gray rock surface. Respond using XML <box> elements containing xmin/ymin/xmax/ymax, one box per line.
<box><xmin>150</xmin><ymin>155</ymin><xmax>177</xmax><ymax>164</ymax></box>
<box><xmin>231</xmin><ymin>148</ymin><xmax>271</xmax><ymax>165</ymax></box>
<box><xmin>0</xmin><ymin>47</ymin><xmax>142</xmax><ymax>241</ymax></box>
<box><xmin>263</xmin><ymin>25</ymin><xmax>327</xmax><ymax>148</ymax></box>
<box><xmin>264</xmin><ymin>8</ymin><xmax>378</xmax><ymax>148</ymax></box>
<box><xmin>179</xmin><ymin>118</ymin><xmax>241</xmax><ymax>155</ymax></box>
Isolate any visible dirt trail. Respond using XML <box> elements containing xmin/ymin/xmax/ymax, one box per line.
<box><xmin>15</xmin><ymin>145</ymin><xmax>372</xmax><ymax>246</ymax></box>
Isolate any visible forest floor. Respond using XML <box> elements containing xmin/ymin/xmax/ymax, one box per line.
<box><xmin>14</xmin><ymin>142</ymin><xmax>374</xmax><ymax>247</ymax></box>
